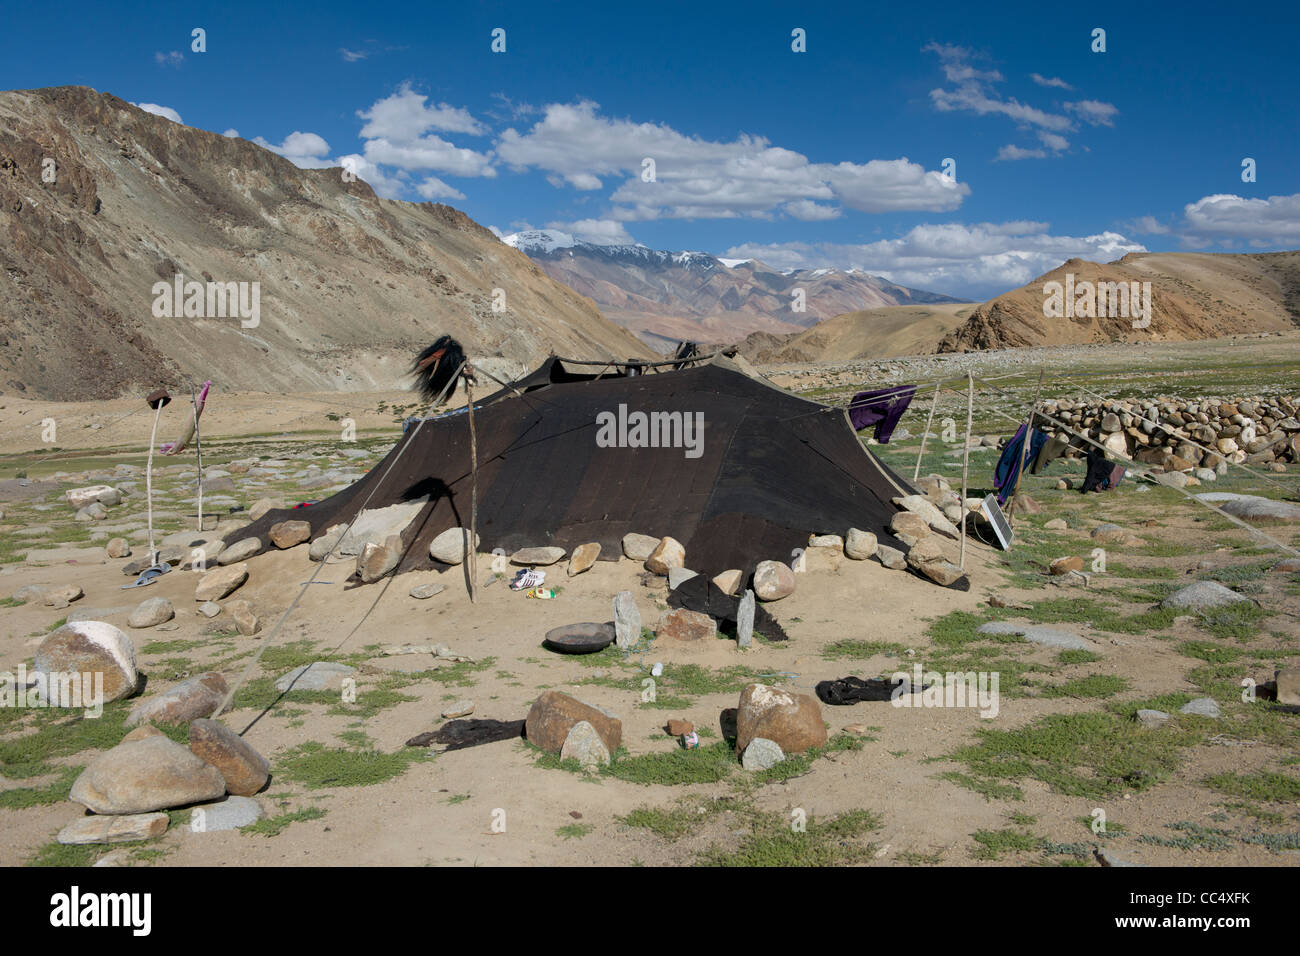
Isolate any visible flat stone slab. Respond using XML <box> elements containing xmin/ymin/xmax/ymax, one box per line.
<box><xmin>275</xmin><ymin>661</ymin><xmax>357</xmax><ymax>692</ymax></box>
<box><xmin>336</xmin><ymin>497</ymin><xmax>429</xmax><ymax>556</ymax></box>
<box><xmin>977</xmin><ymin>621</ymin><xmax>1090</xmax><ymax>650</ymax></box>
<box><xmin>1195</xmin><ymin>493</ymin><xmax>1300</xmax><ymax>522</ymax></box>
<box><xmin>1179</xmin><ymin>697</ymin><xmax>1221</xmax><ymax>718</ymax></box>
<box><xmin>58</xmin><ymin>812</ymin><xmax>169</xmax><ymax>845</ymax></box>
<box><xmin>511</xmin><ymin>546</ymin><xmax>566</xmax><ymax>566</ymax></box>
<box><xmin>189</xmin><ymin>796</ymin><xmax>265</xmax><ymax>832</ymax></box>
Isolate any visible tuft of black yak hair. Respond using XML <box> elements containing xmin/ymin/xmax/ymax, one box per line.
<box><xmin>411</xmin><ymin>335</ymin><xmax>467</xmax><ymax>404</ymax></box>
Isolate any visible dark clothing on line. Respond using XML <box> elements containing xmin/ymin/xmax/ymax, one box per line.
<box><xmin>849</xmin><ymin>385</ymin><xmax>918</xmax><ymax>443</ymax></box>
<box><xmin>994</xmin><ymin>424</ymin><xmax>1047</xmax><ymax>504</ymax></box>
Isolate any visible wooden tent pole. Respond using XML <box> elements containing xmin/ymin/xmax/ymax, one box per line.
<box><xmin>914</xmin><ymin>381</ymin><xmax>942</xmax><ymax>483</ymax></box>
<box><xmin>1007</xmin><ymin>368</ymin><xmax>1044</xmax><ymax>525</ymax></box>
<box><xmin>465</xmin><ymin>373</ymin><xmax>480</xmax><ymax>604</ymax></box>
<box><xmin>959</xmin><ymin>372</ymin><xmax>974</xmax><ymax>570</ymax></box>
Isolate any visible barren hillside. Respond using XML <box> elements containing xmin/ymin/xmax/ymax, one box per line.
<box><xmin>937</xmin><ymin>252</ymin><xmax>1300</xmax><ymax>352</ymax></box>
<box><xmin>741</xmin><ymin>302</ymin><xmax>978</xmax><ymax>364</ymax></box>
<box><xmin>0</xmin><ymin>86</ymin><xmax>649</xmax><ymax>400</ymax></box>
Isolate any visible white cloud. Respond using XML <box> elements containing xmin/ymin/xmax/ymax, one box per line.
<box><xmin>546</xmin><ymin>218</ymin><xmax>636</xmax><ymax>245</ymax></box>
<box><xmin>996</xmin><ymin>145</ymin><xmax>1047</xmax><ymax>161</ymax></box>
<box><xmin>340</xmin><ymin>48</ymin><xmax>368</xmax><ymax>62</ymax></box>
<box><xmin>362</xmin><ymin>136</ymin><xmax>495</xmax><ymax>177</ymax></box>
<box><xmin>1065</xmin><ymin>99</ymin><xmax>1119</xmax><ymax>126</ymax></box>
<box><xmin>154</xmin><ymin>51</ymin><xmax>184</xmax><ymax>68</ymax></box>
<box><xmin>925</xmin><ymin>44</ymin><xmax>1117</xmax><ymax>158</ymax></box>
<box><xmin>783</xmin><ymin>200</ymin><xmax>841</xmax><ymax>221</ymax></box>
<box><xmin>336</xmin><ymin>153</ymin><xmax>409</xmax><ymax>199</ymax></box>
<box><xmin>1182</xmin><ymin>193</ymin><xmax>1300</xmax><ymax>242</ymax></box>
<box><xmin>1030</xmin><ymin>73</ymin><xmax>1072</xmax><ymax>89</ymax></box>
<box><xmin>415</xmin><ymin>176</ymin><xmax>466</xmax><ymax>201</ymax></box>
<box><xmin>1125</xmin><ymin>215</ymin><xmax>1172</xmax><ymax>235</ymax></box>
<box><xmin>134</xmin><ymin>103</ymin><xmax>183</xmax><ymax>124</ymax></box>
<box><xmin>1037</xmin><ymin>130</ymin><xmax>1070</xmax><ymax>152</ymax></box>
<box><xmin>222</xmin><ymin>128</ymin><xmax>240</xmax><ymax>138</ymax></box>
<box><xmin>724</xmin><ymin>222</ymin><xmax>1147</xmax><ymax>299</ymax></box>
<box><xmin>253</xmin><ymin>131</ymin><xmax>334</xmax><ymax>169</ymax></box>
<box><xmin>358</xmin><ymin>83</ymin><xmax>487</xmax><ymax>139</ymax></box>
<box><xmin>496</xmin><ymin>100</ymin><xmax>967</xmax><ymax>220</ymax></box>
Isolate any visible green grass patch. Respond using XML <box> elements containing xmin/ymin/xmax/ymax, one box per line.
<box><xmin>822</xmin><ymin>639</ymin><xmax>909</xmax><ymax>660</ymax></box>
<box><xmin>1202</xmin><ymin>771</ymin><xmax>1300</xmax><ymax>803</ymax></box>
<box><xmin>696</xmin><ymin>807</ymin><xmax>882</xmax><ymax>867</ymax></box>
<box><xmin>1040</xmin><ymin>674</ymin><xmax>1130</xmax><ymax>699</ymax></box>
<box><xmin>972</xmin><ymin>827</ymin><xmax>1040</xmax><ymax>860</ymax></box>
<box><xmin>243</xmin><ymin>806</ymin><xmax>328</xmax><ymax>837</ymax></box>
<box><xmin>948</xmin><ymin>710</ymin><xmax>1205</xmax><ymax>801</ymax></box>
<box><xmin>277</xmin><ymin>741</ymin><xmax>426</xmax><ymax>789</ymax></box>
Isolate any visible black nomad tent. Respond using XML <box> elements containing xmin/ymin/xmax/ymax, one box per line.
<box><xmin>232</xmin><ymin>355</ymin><xmax>962</xmax><ymax>585</ymax></box>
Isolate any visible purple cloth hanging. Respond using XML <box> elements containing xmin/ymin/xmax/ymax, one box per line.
<box><xmin>848</xmin><ymin>385</ymin><xmax>917</xmax><ymax>443</ymax></box>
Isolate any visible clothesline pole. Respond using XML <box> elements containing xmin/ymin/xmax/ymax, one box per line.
<box><xmin>1007</xmin><ymin>368</ymin><xmax>1045</xmax><ymax>525</ymax></box>
<box><xmin>959</xmin><ymin>371</ymin><xmax>974</xmax><ymax>570</ymax></box>
<box><xmin>914</xmin><ymin>381</ymin><xmax>942</xmax><ymax>482</ymax></box>
<box><xmin>466</xmin><ymin>374</ymin><xmax>480</xmax><ymax>605</ymax></box>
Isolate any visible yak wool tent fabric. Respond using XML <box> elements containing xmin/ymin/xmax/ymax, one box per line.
<box><xmin>848</xmin><ymin>385</ymin><xmax>917</xmax><ymax>443</ymax></box>
<box><xmin>228</xmin><ymin>356</ymin><xmax>965</xmax><ymax>586</ymax></box>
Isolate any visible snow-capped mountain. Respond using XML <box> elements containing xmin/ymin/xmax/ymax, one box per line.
<box><xmin>501</xmin><ymin>229</ymin><xmax>960</xmax><ymax>347</ymax></box>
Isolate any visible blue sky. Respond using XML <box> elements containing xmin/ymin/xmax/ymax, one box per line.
<box><xmin>3</xmin><ymin>0</ymin><xmax>1298</xmax><ymax>298</ymax></box>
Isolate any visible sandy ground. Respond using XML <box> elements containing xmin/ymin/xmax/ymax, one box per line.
<box><xmin>1</xmin><ymin>342</ymin><xmax>1298</xmax><ymax>867</ymax></box>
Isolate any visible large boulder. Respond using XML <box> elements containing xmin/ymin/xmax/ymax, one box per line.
<box><xmin>128</xmin><ymin>596</ymin><xmax>174</xmax><ymax>629</ymax></box>
<box><xmin>844</xmin><ymin>528</ymin><xmax>877</xmax><ymax>560</ymax></box>
<box><xmin>645</xmin><ymin>537</ymin><xmax>686</xmax><ymax>575</ymax></box>
<box><xmin>428</xmin><ymin>527</ymin><xmax>478</xmax><ymax>564</ymax></box>
<box><xmin>567</xmin><ymin>542</ymin><xmax>601</xmax><ymax>576</ymax></box>
<box><xmin>735</xmin><ymin>683</ymin><xmax>827</xmax><ymax>755</ymax></box>
<box><xmin>525</xmin><ymin>691</ymin><xmax>622</xmax><ymax>755</ymax></box>
<box><xmin>753</xmin><ymin>560</ymin><xmax>795</xmax><ymax>601</ymax></box>
<box><xmin>268</xmin><ymin>520</ymin><xmax>311</xmax><ymax>549</ymax></box>
<box><xmin>34</xmin><ymin>621</ymin><xmax>138</xmax><ymax>703</ymax></box>
<box><xmin>217</xmin><ymin>536</ymin><xmax>262</xmax><ymax>565</ymax></box>
<box><xmin>560</xmin><ymin>721</ymin><xmax>610</xmax><ymax>768</ymax></box>
<box><xmin>67</xmin><ymin>485</ymin><xmax>118</xmax><ymax>510</ymax></box>
<box><xmin>621</xmin><ymin>533</ymin><xmax>660</xmax><ymax>561</ymax></box>
<box><xmin>656</xmin><ymin>608</ymin><xmax>717</xmax><ymax>641</ymax></box>
<box><xmin>189</xmin><ymin>718</ymin><xmax>271</xmax><ymax>796</ymax></box>
<box><xmin>127</xmin><ymin>673</ymin><xmax>227</xmax><ymax>727</ymax></box>
<box><xmin>1161</xmin><ymin>580</ymin><xmax>1251</xmax><ymax>611</ymax></box>
<box><xmin>889</xmin><ymin>511</ymin><xmax>931</xmax><ymax>546</ymax></box>
<box><xmin>69</xmin><ymin>735</ymin><xmax>227</xmax><ymax>814</ymax></box>
<box><xmin>336</xmin><ymin>496</ymin><xmax>429</xmax><ymax>556</ymax></box>
<box><xmin>194</xmin><ymin>563</ymin><xmax>248</xmax><ymax>602</ymax></box>
<box><xmin>892</xmin><ymin>495</ymin><xmax>960</xmax><ymax>539</ymax></box>
<box><xmin>357</xmin><ymin>535</ymin><xmax>402</xmax><ymax>583</ymax></box>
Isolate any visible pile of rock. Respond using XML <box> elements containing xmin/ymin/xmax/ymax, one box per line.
<box><xmin>59</xmin><ymin>719</ymin><xmax>270</xmax><ymax>845</ymax></box>
<box><xmin>1037</xmin><ymin>393</ymin><xmax>1300</xmax><ymax>470</ymax></box>
<box><xmin>525</xmin><ymin>691</ymin><xmax>622</xmax><ymax>769</ymax></box>
<box><xmin>734</xmin><ymin>682</ymin><xmax>827</xmax><ymax>770</ymax></box>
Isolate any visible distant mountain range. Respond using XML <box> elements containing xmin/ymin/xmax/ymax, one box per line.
<box><xmin>502</xmin><ymin>229</ymin><xmax>961</xmax><ymax>349</ymax></box>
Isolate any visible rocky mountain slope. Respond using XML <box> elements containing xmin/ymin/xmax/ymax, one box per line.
<box><xmin>739</xmin><ymin>302</ymin><xmax>978</xmax><ymax>365</ymax></box>
<box><xmin>937</xmin><ymin>252</ymin><xmax>1300</xmax><ymax>353</ymax></box>
<box><xmin>503</xmin><ymin>229</ymin><xmax>960</xmax><ymax>347</ymax></box>
<box><xmin>0</xmin><ymin>86</ymin><xmax>649</xmax><ymax>400</ymax></box>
